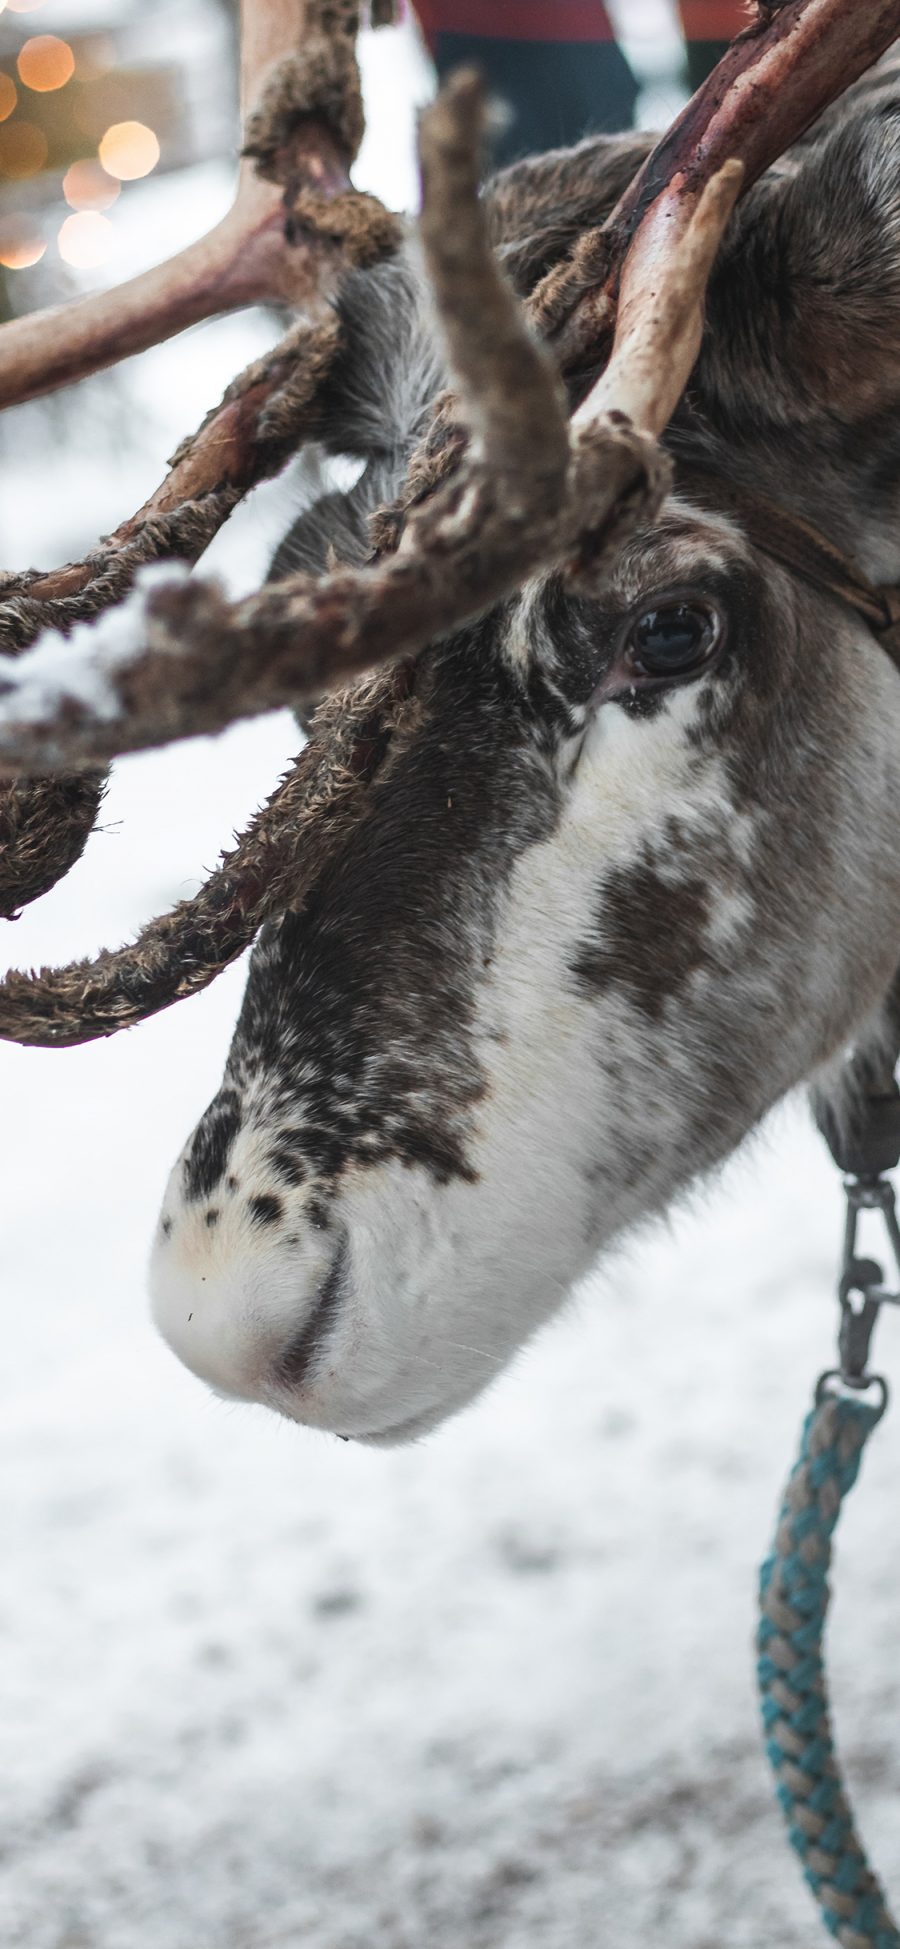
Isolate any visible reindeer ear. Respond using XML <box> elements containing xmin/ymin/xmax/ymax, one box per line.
<box><xmin>706</xmin><ymin>87</ymin><xmax>900</xmax><ymax>422</ymax></box>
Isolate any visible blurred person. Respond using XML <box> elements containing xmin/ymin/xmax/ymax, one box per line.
<box><xmin>413</xmin><ymin>0</ymin><xmax>749</xmax><ymax>162</ymax></box>
<box><xmin>413</xmin><ymin>1</ymin><xmax>638</xmax><ymax>162</ymax></box>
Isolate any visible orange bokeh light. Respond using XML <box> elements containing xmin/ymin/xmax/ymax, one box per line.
<box><xmin>0</xmin><ymin>118</ymin><xmax>48</xmax><ymax>177</ymax></box>
<box><xmin>98</xmin><ymin>120</ymin><xmax>159</xmax><ymax>182</ymax></box>
<box><xmin>0</xmin><ymin>215</ymin><xmax>46</xmax><ymax>268</ymax></box>
<box><xmin>17</xmin><ymin>34</ymin><xmax>75</xmax><ymax>93</ymax></box>
<box><xmin>5</xmin><ymin>0</ymin><xmax>50</xmax><ymax>13</ymax></box>
<box><xmin>57</xmin><ymin>209</ymin><xmax>112</xmax><ymax>269</ymax></box>
<box><xmin>63</xmin><ymin>157</ymin><xmax>120</xmax><ymax>211</ymax></box>
<box><xmin>0</xmin><ymin>72</ymin><xmax>16</xmax><ymax>121</ymax></box>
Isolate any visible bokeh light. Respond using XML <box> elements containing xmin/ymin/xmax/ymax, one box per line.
<box><xmin>63</xmin><ymin>157</ymin><xmax>120</xmax><ymax>211</ymax></box>
<box><xmin>98</xmin><ymin>119</ymin><xmax>159</xmax><ymax>181</ymax></box>
<box><xmin>0</xmin><ymin>215</ymin><xmax>46</xmax><ymax>268</ymax></box>
<box><xmin>0</xmin><ymin>118</ymin><xmax>48</xmax><ymax>177</ymax></box>
<box><xmin>0</xmin><ymin>72</ymin><xmax>16</xmax><ymax>121</ymax></box>
<box><xmin>57</xmin><ymin>209</ymin><xmax>112</xmax><ymax>269</ymax></box>
<box><xmin>17</xmin><ymin>35</ymin><xmax>75</xmax><ymax>93</ymax></box>
<box><xmin>5</xmin><ymin>1</ymin><xmax>49</xmax><ymax>13</ymax></box>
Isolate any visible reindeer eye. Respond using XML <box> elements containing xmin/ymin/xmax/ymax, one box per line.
<box><xmin>628</xmin><ymin>600</ymin><xmax>721</xmax><ymax>679</ymax></box>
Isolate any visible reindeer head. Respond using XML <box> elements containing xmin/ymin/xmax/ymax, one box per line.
<box><xmin>149</xmin><ymin>80</ymin><xmax>900</xmax><ymax>1442</ymax></box>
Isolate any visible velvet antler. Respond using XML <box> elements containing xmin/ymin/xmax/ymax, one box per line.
<box><xmin>0</xmin><ymin>74</ymin><xmax>733</xmax><ymax>775</ymax></box>
<box><xmin>0</xmin><ymin>0</ymin><xmax>400</xmax><ymax>919</ymax></box>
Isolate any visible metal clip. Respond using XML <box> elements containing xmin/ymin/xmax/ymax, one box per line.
<box><xmin>816</xmin><ymin>1174</ymin><xmax>900</xmax><ymax>1418</ymax></box>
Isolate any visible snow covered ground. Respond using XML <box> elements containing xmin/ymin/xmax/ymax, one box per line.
<box><xmin>3</xmin><ymin>13</ymin><xmax>900</xmax><ymax>1949</ymax></box>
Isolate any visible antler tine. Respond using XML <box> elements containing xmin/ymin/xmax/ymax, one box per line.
<box><xmin>415</xmin><ymin>71</ymin><xmax>569</xmax><ymax>500</ymax></box>
<box><xmin>0</xmin><ymin>771</ymin><xmax>107</xmax><ymax>922</ymax></box>
<box><xmin>562</xmin><ymin>162</ymin><xmax>743</xmax><ymax>589</ymax></box>
<box><xmin>572</xmin><ymin>163</ymin><xmax>746</xmax><ymax>446</ymax></box>
<box><xmin>0</xmin><ymin>666</ymin><xmax>418</xmax><ymax>1046</ymax></box>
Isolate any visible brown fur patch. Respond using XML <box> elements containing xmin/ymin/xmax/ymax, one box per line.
<box><xmin>571</xmin><ymin>860</ymin><xmax>714</xmax><ymax>1022</ymax></box>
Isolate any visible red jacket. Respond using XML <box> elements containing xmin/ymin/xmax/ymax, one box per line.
<box><xmin>679</xmin><ymin>1</ymin><xmax>748</xmax><ymax>32</ymax></box>
<box><xmin>415</xmin><ymin>1</ymin><xmax>620</xmax><ymax>38</ymax></box>
<box><xmin>415</xmin><ymin>1</ymin><xmax>747</xmax><ymax>42</ymax></box>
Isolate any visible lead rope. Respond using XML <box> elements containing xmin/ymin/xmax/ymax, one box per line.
<box><xmin>758</xmin><ymin>1081</ymin><xmax>900</xmax><ymax>1948</ymax></box>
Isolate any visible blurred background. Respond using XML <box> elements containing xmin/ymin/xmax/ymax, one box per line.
<box><xmin>2</xmin><ymin>7</ymin><xmax>900</xmax><ymax>1948</ymax></box>
<box><xmin>0</xmin><ymin>0</ymin><xmax>235</xmax><ymax>318</ymax></box>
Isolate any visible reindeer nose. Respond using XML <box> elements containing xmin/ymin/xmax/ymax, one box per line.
<box><xmin>149</xmin><ymin>1201</ymin><xmax>350</xmax><ymax>1405</ymax></box>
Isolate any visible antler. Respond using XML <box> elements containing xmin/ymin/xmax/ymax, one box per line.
<box><xmin>0</xmin><ymin>72</ymin><xmax>741</xmax><ymax>776</ymax></box>
<box><xmin>1</xmin><ymin>0</ymin><xmax>897</xmax><ymax>1044</ymax></box>
<box><xmin>533</xmin><ymin>0</ymin><xmax>900</xmax><ymax>372</ymax></box>
<box><xmin>0</xmin><ymin>313</ymin><xmax>344</xmax><ymax>920</ymax></box>
<box><xmin>0</xmin><ymin>0</ymin><xmax>401</xmax><ymax>918</ymax></box>
<box><xmin>0</xmin><ymin>665</ymin><xmax>418</xmax><ymax>1046</ymax></box>
<box><xmin>0</xmin><ymin>0</ymin><xmax>386</xmax><ymax>411</ymax></box>
<box><xmin>0</xmin><ymin>314</ymin><xmax>344</xmax><ymax>655</ymax></box>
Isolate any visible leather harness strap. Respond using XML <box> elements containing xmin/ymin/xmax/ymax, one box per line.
<box><xmin>677</xmin><ymin>469</ymin><xmax>900</xmax><ymax>676</ymax></box>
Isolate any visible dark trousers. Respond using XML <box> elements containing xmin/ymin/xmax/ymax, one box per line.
<box><xmin>679</xmin><ymin>0</ymin><xmax>748</xmax><ymax>89</ymax></box>
<box><xmin>414</xmin><ymin>1</ymin><xmax>749</xmax><ymax>163</ymax></box>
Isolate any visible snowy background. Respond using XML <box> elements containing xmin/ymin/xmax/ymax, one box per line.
<box><xmin>2</xmin><ymin>8</ymin><xmax>900</xmax><ymax>1947</ymax></box>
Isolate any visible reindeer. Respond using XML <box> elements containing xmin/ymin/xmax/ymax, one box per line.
<box><xmin>2</xmin><ymin>2</ymin><xmax>900</xmax><ymax>1446</ymax></box>
<box><xmin>145</xmin><ymin>73</ymin><xmax>900</xmax><ymax>1439</ymax></box>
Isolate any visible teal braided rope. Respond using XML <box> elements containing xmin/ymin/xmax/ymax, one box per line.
<box><xmin>758</xmin><ymin>1393</ymin><xmax>900</xmax><ymax>1949</ymax></box>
